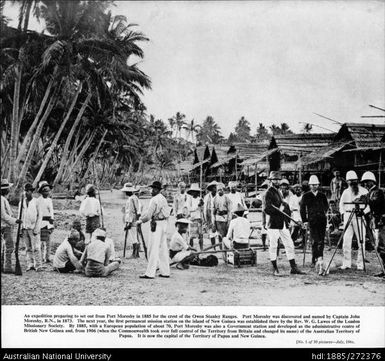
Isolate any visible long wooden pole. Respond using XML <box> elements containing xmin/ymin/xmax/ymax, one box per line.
<box><xmin>379</xmin><ymin>151</ymin><xmax>382</xmax><ymax>188</ymax></box>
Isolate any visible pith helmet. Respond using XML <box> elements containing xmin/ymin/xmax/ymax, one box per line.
<box><xmin>361</xmin><ymin>171</ymin><xmax>376</xmax><ymax>183</ymax></box>
<box><xmin>346</xmin><ymin>170</ymin><xmax>358</xmax><ymax>182</ymax></box>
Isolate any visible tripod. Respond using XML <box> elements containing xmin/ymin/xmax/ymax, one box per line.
<box><xmin>323</xmin><ymin>202</ymin><xmax>385</xmax><ymax>276</ymax></box>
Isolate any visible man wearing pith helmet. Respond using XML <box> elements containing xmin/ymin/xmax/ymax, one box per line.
<box><xmin>300</xmin><ymin>175</ymin><xmax>329</xmax><ymax>274</ymax></box>
<box><xmin>339</xmin><ymin>170</ymin><xmax>369</xmax><ymax>270</ymax></box>
<box><xmin>361</xmin><ymin>171</ymin><xmax>385</xmax><ymax>277</ymax></box>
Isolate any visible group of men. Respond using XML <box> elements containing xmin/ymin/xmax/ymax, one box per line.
<box><xmin>2</xmin><ymin>167</ymin><xmax>384</xmax><ymax>280</ymax></box>
<box><xmin>1</xmin><ymin>179</ymin><xmax>54</xmax><ymax>273</ymax></box>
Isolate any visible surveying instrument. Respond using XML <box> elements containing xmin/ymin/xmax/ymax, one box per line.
<box><xmin>323</xmin><ymin>200</ymin><xmax>385</xmax><ymax>276</ymax></box>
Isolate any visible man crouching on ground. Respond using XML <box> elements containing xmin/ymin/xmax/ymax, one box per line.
<box><xmin>53</xmin><ymin>230</ymin><xmax>83</xmax><ymax>273</ymax></box>
<box><xmin>80</xmin><ymin>228</ymin><xmax>120</xmax><ymax>277</ymax></box>
<box><xmin>170</xmin><ymin>218</ymin><xmax>197</xmax><ymax>270</ymax></box>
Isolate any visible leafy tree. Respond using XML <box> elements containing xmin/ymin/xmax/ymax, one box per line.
<box><xmin>255</xmin><ymin>122</ymin><xmax>270</xmax><ymax>140</ymax></box>
<box><xmin>234</xmin><ymin>116</ymin><xmax>251</xmax><ymax>142</ymax></box>
<box><xmin>196</xmin><ymin>116</ymin><xmax>224</xmax><ymax>145</ymax></box>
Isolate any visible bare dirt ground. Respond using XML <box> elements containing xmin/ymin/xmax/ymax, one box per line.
<box><xmin>2</xmin><ymin>190</ymin><xmax>384</xmax><ymax>306</ymax></box>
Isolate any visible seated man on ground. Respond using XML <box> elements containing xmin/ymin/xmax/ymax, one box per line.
<box><xmin>224</xmin><ymin>203</ymin><xmax>251</xmax><ymax>250</ymax></box>
<box><xmin>80</xmin><ymin>228</ymin><xmax>120</xmax><ymax>277</ymax></box>
<box><xmin>53</xmin><ymin>230</ymin><xmax>83</xmax><ymax>273</ymax></box>
<box><xmin>71</xmin><ymin>218</ymin><xmax>86</xmax><ymax>256</ymax></box>
<box><xmin>169</xmin><ymin>219</ymin><xmax>197</xmax><ymax>270</ymax></box>
<box><xmin>90</xmin><ymin>228</ymin><xmax>121</xmax><ymax>263</ymax></box>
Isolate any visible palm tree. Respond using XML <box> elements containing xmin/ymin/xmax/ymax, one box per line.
<box><xmin>183</xmin><ymin>119</ymin><xmax>201</xmax><ymax>144</ymax></box>
<box><xmin>196</xmin><ymin>116</ymin><xmax>223</xmax><ymax>144</ymax></box>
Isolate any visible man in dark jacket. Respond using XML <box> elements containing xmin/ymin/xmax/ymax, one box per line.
<box><xmin>263</xmin><ymin>171</ymin><xmax>305</xmax><ymax>276</ymax></box>
<box><xmin>361</xmin><ymin>171</ymin><xmax>385</xmax><ymax>277</ymax></box>
<box><xmin>300</xmin><ymin>175</ymin><xmax>329</xmax><ymax>275</ymax></box>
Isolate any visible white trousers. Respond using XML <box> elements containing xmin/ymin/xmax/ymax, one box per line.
<box><xmin>342</xmin><ymin>215</ymin><xmax>366</xmax><ymax>268</ymax></box>
<box><xmin>128</xmin><ymin>227</ymin><xmax>138</xmax><ymax>245</ymax></box>
<box><xmin>170</xmin><ymin>250</ymin><xmax>192</xmax><ymax>264</ymax></box>
<box><xmin>267</xmin><ymin>228</ymin><xmax>295</xmax><ymax>261</ymax></box>
<box><xmin>145</xmin><ymin>221</ymin><xmax>170</xmax><ymax>278</ymax></box>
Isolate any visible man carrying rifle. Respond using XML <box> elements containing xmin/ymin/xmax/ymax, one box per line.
<box><xmin>361</xmin><ymin>171</ymin><xmax>385</xmax><ymax>277</ymax></box>
<box><xmin>212</xmin><ymin>183</ymin><xmax>231</xmax><ymax>247</ymax></box>
<box><xmin>300</xmin><ymin>175</ymin><xmax>329</xmax><ymax>275</ymax></box>
<box><xmin>121</xmin><ymin>183</ymin><xmax>141</xmax><ymax>259</ymax></box>
<box><xmin>137</xmin><ymin>181</ymin><xmax>171</xmax><ymax>279</ymax></box>
<box><xmin>1</xmin><ymin>179</ymin><xmax>22</xmax><ymax>274</ymax></box>
<box><xmin>263</xmin><ymin>171</ymin><xmax>305</xmax><ymax>276</ymax></box>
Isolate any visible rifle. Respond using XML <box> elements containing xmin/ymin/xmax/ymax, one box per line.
<box><xmin>97</xmin><ymin>188</ymin><xmax>104</xmax><ymax>228</ymax></box>
<box><xmin>123</xmin><ymin>223</ymin><xmax>129</xmax><ymax>258</ymax></box>
<box><xmin>137</xmin><ymin>224</ymin><xmax>147</xmax><ymax>260</ymax></box>
<box><xmin>15</xmin><ymin>193</ymin><xmax>24</xmax><ymax>276</ymax></box>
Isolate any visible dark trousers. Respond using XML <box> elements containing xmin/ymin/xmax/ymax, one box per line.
<box><xmin>291</xmin><ymin>225</ymin><xmax>302</xmax><ymax>243</ymax></box>
<box><xmin>377</xmin><ymin>225</ymin><xmax>385</xmax><ymax>266</ymax></box>
<box><xmin>309</xmin><ymin>221</ymin><xmax>326</xmax><ymax>260</ymax></box>
<box><xmin>57</xmin><ymin>260</ymin><xmax>76</xmax><ymax>273</ymax></box>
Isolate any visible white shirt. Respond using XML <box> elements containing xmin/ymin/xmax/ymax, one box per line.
<box><xmin>81</xmin><ymin>239</ymin><xmax>110</xmax><ymax>264</ymax></box>
<box><xmin>1</xmin><ymin>195</ymin><xmax>16</xmax><ymax>228</ymax></box>
<box><xmin>53</xmin><ymin>239</ymin><xmax>81</xmax><ymax>269</ymax></box>
<box><xmin>213</xmin><ymin>194</ymin><xmax>231</xmax><ymax>222</ymax></box>
<box><xmin>226</xmin><ymin>216</ymin><xmax>251</xmax><ymax>244</ymax></box>
<box><xmin>173</xmin><ymin>192</ymin><xmax>191</xmax><ymax>217</ymax></box>
<box><xmin>203</xmin><ymin>193</ymin><xmax>214</xmax><ymax>222</ymax></box>
<box><xmin>37</xmin><ymin>196</ymin><xmax>54</xmax><ymax>229</ymax></box>
<box><xmin>169</xmin><ymin>231</ymin><xmax>189</xmax><ymax>252</ymax></box>
<box><xmin>19</xmin><ymin>197</ymin><xmax>41</xmax><ymax>231</ymax></box>
<box><xmin>124</xmin><ymin>195</ymin><xmax>141</xmax><ymax>224</ymax></box>
<box><xmin>79</xmin><ymin>197</ymin><xmax>101</xmax><ymax>218</ymax></box>
<box><xmin>288</xmin><ymin>193</ymin><xmax>301</xmax><ymax>222</ymax></box>
<box><xmin>339</xmin><ymin>186</ymin><xmax>369</xmax><ymax>218</ymax></box>
<box><xmin>141</xmin><ymin>193</ymin><xmax>170</xmax><ymax>223</ymax></box>
<box><xmin>187</xmin><ymin>196</ymin><xmax>202</xmax><ymax>220</ymax></box>
<box><xmin>227</xmin><ymin>192</ymin><xmax>247</xmax><ymax>213</ymax></box>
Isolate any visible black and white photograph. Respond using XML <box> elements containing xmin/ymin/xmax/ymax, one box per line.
<box><xmin>1</xmin><ymin>0</ymin><xmax>384</xmax><ymax>352</ymax></box>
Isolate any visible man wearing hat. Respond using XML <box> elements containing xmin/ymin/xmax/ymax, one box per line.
<box><xmin>137</xmin><ymin>181</ymin><xmax>171</xmax><ymax>279</ymax></box>
<box><xmin>187</xmin><ymin>183</ymin><xmax>204</xmax><ymax>250</ymax></box>
<box><xmin>1</xmin><ymin>179</ymin><xmax>22</xmax><ymax>273</ymax></box>
<box><xmin>212</xmin><ymin>183</ymin><xmax>232</xmax><ymax>247</ymax></box>
<box><xmin>37</xmin><ymin>181</ymin><xmax>54</xmax><ymax>263</ymax></box>
<box><xmin>300</xmin><ymin>175</ymin><xmax>329</xmax><ymax>274</ymax></box>
<box><xmin>169</xmin><ymin>218</ymin><xmax>196</xmax><ymax>269</ymax></box>
<box><xmin>225</xmin><ymin>203</ymin><xmax>251</xmax><ymax>250</ymax></box>
<box><xmin>79</xmin><ymin>184</ymin><xmax>102</xmax><ymax>243</ymax></box>
<box><xmin>121</xmin><ymin>183</ymin><xmax>142</xmax><ymax>258</ymax></box>
<box><xmin>264</xmin><ymin>171</ymin><xmax>305</xmax><ymax>276</ymax></box>
<box><xmin>339</xmin><ymin>170</ymin><xmax>369</xmax><ymax>270</ymax></box>
<box><xmin>173</xmin><ymin>182</ymin><xmax>190</xmax><ymax>219</ymax></box>
<box><xmin>227</xmin><ymin>181</ymin><xmax>248</xmax><ymax>217</ymax></box>
<box><xmin>20</xmin><ymin>183</ymin><xmax>44</xmax><ymax>271</ymax></box>
<box><xmin>361</xmin><ymin>171</ymin><xmax>385</xmax><ymax>277</ymax></box>
<box><xmin>53</xmin><ymin>230</ymin><xmax>83</xmax><ymax>273</ymax></box>
<box><xmin>80</xmin><ymin>228</ymin><xmax>120</xmax><ymax>277</ymax></box>
<box><xmin>203</xmin><ymin>181</ymin><xmax>218</xmax><ymax>247</ymax></box>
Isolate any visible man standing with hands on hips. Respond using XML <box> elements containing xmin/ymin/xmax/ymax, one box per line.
<box><xmin>263</xmin><ymin>171</ymin><xmax>305</xmax><ymax>276</ymax></box>
<box><xmin>137</xmin><ymin>181</ymin><xmax>171</xmax><ymax>279</ymax></box>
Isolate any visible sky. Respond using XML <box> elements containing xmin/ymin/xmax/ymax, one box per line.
<box><xmin>4</xmin><ymin>1</ymin><xmax>385</xmax><ymax>136</ymax></box>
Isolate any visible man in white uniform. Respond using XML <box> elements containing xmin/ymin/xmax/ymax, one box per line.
<box><xmin>339</xmin><ymin>170</ymin><xmax>369</xmax><ymax>270</ymax></box>
<box><xmin>37</xmin><ymin>181</ymin><xmax>54</xmax><ymax>263</ymax></box>
<box><xmin>187</xmin><ymin>183</ymin><xmax>204</xmax><ymax>250</ymax></box>
<box><xmin>173</xmin><ymin>182</ymin><xmax>190</xmax><ymax>219</ymax></box>
<box><xmin>137</xmin><ymin>181</ymin><xmax>171</xmax><ymax>279</ymax></box>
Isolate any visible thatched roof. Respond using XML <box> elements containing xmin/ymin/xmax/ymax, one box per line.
<box><xmin>271</xmin><ymin>133</ymin><xmax>335</xmax><ymax>153</ymax></box>
<box><xmin>299</xmin><ymin>141</ymin><xmax>354</xmax><ymax>166</ymax></box>
<box><xmin>334</xmin><ymin>123</ymin><xmax>385</xmax><ymax>149</ymax></box>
